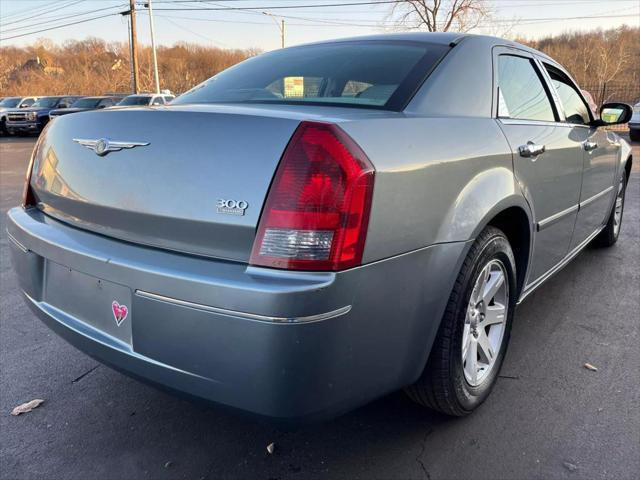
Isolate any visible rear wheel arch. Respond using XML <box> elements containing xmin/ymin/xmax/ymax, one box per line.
<box><xmin>464</xmin><ymin>199</ymin><xmax>532</xmax><ymax>299</ymax></box>
<box><xmin>485</xmin><ymin>206</ymin><xmax>531</xmax><ymax>297</ymax></box>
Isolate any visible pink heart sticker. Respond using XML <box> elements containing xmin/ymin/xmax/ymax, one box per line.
<box><xmin>111</xmin><ymin>301</ymin><xmax>128</xmax><ymax>326</ymax></box>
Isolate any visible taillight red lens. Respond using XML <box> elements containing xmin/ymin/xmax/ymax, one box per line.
<box><xmin>250</xmin><ymin>121</ymin><xmax>375</xmax><ymax>271</ymax></box>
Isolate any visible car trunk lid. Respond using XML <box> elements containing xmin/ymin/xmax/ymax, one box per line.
<box><xmin>30</xmin><ymin>107</ymin><xmax>305</xmax><ymax>262</ymax></box>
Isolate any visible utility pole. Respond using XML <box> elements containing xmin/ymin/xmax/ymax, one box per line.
<box><xmin>262</xmin><ymin>12</ymin><xmax>285</xmax><ymax>48</ymax></box>
<box><xmin>129</xmin><ymin>0</ymin><xmax>140</xmax><ymax>93</ymax></box>
<box><xmin>146</xmin><ymin>0</ymin><xmax>161</xmax><ymax>94</ymax></box>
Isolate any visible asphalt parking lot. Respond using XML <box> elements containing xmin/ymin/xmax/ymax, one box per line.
<box><xmin>1</xmin><ymin>135</ymin><xmax>638</xmax><ymax>480</ymax></box>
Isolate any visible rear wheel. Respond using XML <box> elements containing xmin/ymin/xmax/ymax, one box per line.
<box><xmin>405</xmin><ymin>226</ymin><xmax>517</xmax><ymax>416</ymax></box>
<box><xmin>592</xmin><ymin>171</ymin><xmax>627</xmax><ymax>248</ymax></box>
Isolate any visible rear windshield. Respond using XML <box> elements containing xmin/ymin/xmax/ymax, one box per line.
<box><xmin>0</xmin><ymin>97</ymin><xmax>21</xmax><ymax>108</ymax></box>
<box><xmin>71</xmin><ymin>97</ymin><xmax>101</xmax><ymax>108</ymax></box>
<box><xmin>32</xmin><ymin>97</ymin><xmax>62</xmax><ymax>108</ymax></box>
<box><xmin>118</xmin><ymin>96</ymin><xmax>152</xmax><ymax>106</ymax></box>
<box><xmin>174</xmin><ymin>41</ymin><xmax>448</xmax><ymax>110</ymax></box>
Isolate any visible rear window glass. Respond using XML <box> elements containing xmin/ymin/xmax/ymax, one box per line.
<box><xmin>498</xmin><ymin>55</ymin><xmax>555</xmax><ymax>122</ymax></box>
<box><xmin>32</xmin><ymin>97</ymin><xmax>62</xmax><ymax>108</ymax></box>
<box><xmin>71</xmin><ymin>98</ymin><xmax>101</xmax><ymax>108</ymax></box>
<box><xmin>174</xmin><ymin>41</ymin><xmax>449</xmax><ymax>110</ymax></box>
<box><xmin>0</xmin><ymin>97</ymin><xmax>21</xmax><ymax>108</ymax></box>
<box><xmin>118</xmin><ymin>96</ymin><xmax>152</xmax><ymax>106</ymax></box>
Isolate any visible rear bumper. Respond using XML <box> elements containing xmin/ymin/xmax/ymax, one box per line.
<box><xmin>7</xmin><ymin>207</ymin><xmax>466</xmax><ymax>422</ymax></box>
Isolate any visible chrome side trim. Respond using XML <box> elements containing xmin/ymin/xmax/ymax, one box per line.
<box><xmin>518</xmin><ymin>226</ymin><xmax>603</xmax><ymax>304</ymax></box>
<box><xmin>580</xmin><ymin>186</ymin><xmax>614</xmax><ymax>209</ymax></box>
<box><xmin>499</xmin><ymin>118</ymin><xmax>591</xmax><ymax>129</ymax></box>
<box><xmin>537</xmin><ymin>204</ymin><xmax>579</xmax><ymax>231</ymax></box>
<box><xmin>7</xmin><ymin>231</ymin><xmax>28</xmax><ymax>253</ymax></box>
<box><xmin>135</xmin><ymin>290</ymin><xmax>352</xmax><ymax>324</ymax></box>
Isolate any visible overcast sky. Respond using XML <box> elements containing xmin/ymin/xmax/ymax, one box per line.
<box><xmin>1</xmin><ymin>0</ymin><xmax>639</xmax><ymax>51</ymax></box>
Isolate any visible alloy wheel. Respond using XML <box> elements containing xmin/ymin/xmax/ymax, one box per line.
<box><xmin>462</xmin><ymin>259</ymin><xmax>509</xmax><ymax>387</ymax></box>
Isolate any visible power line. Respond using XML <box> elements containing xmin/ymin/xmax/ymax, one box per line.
<box><xmin>0</xmin><ymin>0</ymin><xmax>86</xmax><ymax>28</ymax></box>
<box><xmin>0</xmin><ymin>11</ymin><xmax>124</xmax><ymax>41</ymax></box>
<box><xmin>151</xmin><ymin>1</ymin><xmax>406</xmax><ymax>11</ymax></box>
<box><xmin>0</xmin><ymin>0</ymin><xmax>73</xmax><ymax>22</ymax></box>
<box><xmin>159</xmin><ymin>14</ymin><xmax>232</xmax><ymax>47</ymax></box>
<box><xmin>151</xmin><ymin>11</ymin><xmax>639</xmax><ymax>29</ymax></box>
<box><xmin>1</xmin><ymin>4</ymin><xmax>128</xmax><ymax>34</ymax></box>
<box><xmin>1</xmin><ymin>0</ymin><xmax>637</xmax><ymax>42</ymax></box>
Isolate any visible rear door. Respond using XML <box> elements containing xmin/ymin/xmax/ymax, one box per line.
<box><xmin>540</xmin><ymin>63</ymin><xmax>618</xmax><ymax>250</ymax></box>
<box><xmin>494</xmin><ymin>49</ymin><xmax>584</xmax><ymax>283</ymax></box>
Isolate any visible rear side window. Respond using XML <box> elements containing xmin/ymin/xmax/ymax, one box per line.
<box><xmin>498</xmin><ymin>55</ymin><xmax>555</xmax><ymax>122</ymax></box>
<box><xmin>59</xmin><ymin>97</ymin><xmax>77</xmax><ymax>108</ymax></box>
<box><xmin>544</xmin><ymin>65</ymin><xmax>591</xmax><ymax>125</ymax></box>
<box><xmin>174</xmin><ymin>41</ymin><xmax>449</xmax><ymax>110</ymax></box>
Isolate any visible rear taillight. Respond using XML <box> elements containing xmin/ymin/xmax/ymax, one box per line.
<box><xmin>250</xmin><ymin>121</ymin><xmax>375</xmax><ymax>271</ymax></box>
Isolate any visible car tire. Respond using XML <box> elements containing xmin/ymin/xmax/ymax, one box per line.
<box><xmin>630</xmin><ymin>129</ymin><xmax>640</xmax><ymax>142</ymax></box>
<box><xmin>405</xmin><ymin>226</ymin><xmax>517</xmax><ymax>416</ymax></box>
<box><xmin>592</xmin><ymin>170</ymin><xmax>627</xmax><ymax>248</ymax></box>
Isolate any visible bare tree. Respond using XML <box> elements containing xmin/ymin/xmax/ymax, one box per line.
<box><xmin>389</xmin><ymin>0</ymin><xmax>491</xmax><ymax>32</ymax></box>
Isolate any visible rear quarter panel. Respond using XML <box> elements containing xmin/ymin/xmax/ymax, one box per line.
<box><xmin>340</xmin><ymin>117</ymin><xmax>523</xmax><ymax>262</ymax></box>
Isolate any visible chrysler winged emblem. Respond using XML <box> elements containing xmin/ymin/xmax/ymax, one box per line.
<box><xmin>73</xmin><ymin>137</ymin><xmax>149</xmax><ymax>156</ymax></box>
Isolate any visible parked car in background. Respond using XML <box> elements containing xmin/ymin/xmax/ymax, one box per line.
<box><xmin>5</xmin><ymin>96</ymin><xmax>82</xmax><ymax>135</ymax></box>
<box><xmin>0</xmin><ymin>96</ymin><xmax>39</xmax><ymax>135</ymax></box>
<box><xmin>49</xmin><ymin>96</ymin><xmax>121</xmax><ymax>119</ymax></box>
<box><xmin>629</xmin><ymin>101</ymin><xmax>640</xmax><ymax>142</ymax></box>
<box><xmin>116</xmin><ymin>93</ymin><xmax>175</xmax><ymax>107</ymax></box>
<box><xmin>7</xmin><ymin>33</ymin><xmax>633</xmax><ymax>422</ymax></box>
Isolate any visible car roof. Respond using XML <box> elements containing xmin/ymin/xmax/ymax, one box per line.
<box><xmin>304</xmin><ymin>31</ymin><xmax>464</xmax><ymax>46</ymax></box>
<box><xmin>298</xmin><ymin>32</ymin><xmax>555</xmax><ymax>64</ymax></box>
<box><xmin>40</xmin><ymin>95</ymin><xmax>81</xmax><ymax>99</ymax></box>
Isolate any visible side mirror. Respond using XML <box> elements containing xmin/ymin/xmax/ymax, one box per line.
<box><xmin>97</xmin><ymin>105</ymin><xmax>107</xmax><ymax>109</ymax></box>
<box><xmin>593</xmin><ymin>102</ymin><xmax>632</xmax><ymax>127</ymax></box>
<box><xmin>20</xmin><ymin>104</ymin><xmax>29</xmax><ymax>108</ymax></box>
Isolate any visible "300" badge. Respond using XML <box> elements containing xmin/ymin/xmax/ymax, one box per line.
<box><xmin>217</xmin><ymin>199</ymin><xmax>249</xmax><ymax>216</ymax></box>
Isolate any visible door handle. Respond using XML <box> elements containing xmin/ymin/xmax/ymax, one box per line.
<box><xmin>583</xmin><ymin>141</ymin><xmax>598</xmax><ymax>152</ymax></box>
<box><xmin>519</xmin><ymin>142</ymin><xmax>546</xmax><ymax>158</ymax></box>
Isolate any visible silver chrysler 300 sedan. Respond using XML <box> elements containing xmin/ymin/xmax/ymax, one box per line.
<box><xmin>7</xmin><ymin>33</ymin><xmax>633</xmax><ymax>421</ymax></box>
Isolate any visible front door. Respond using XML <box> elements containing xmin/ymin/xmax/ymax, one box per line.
<box><xmin>494</xmin><ymin>52</ymin><xmax>584</xmax><ymax>283</ymax></box>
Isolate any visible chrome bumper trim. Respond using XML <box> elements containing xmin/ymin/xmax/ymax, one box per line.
<box><xmin>135</xmin><ymin>289</ymin><xmax>352</xmax><ymax>324</ymax></box>
<box><xmin>7</xmin><ymin>230</ymin><xmax>29</xmax><ymax>253</ymax></box>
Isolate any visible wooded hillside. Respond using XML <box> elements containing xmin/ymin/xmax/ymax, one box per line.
<box><xmin>0</xmin><ymin>39</ymin><xmax>258</xmax><ymax>95</ymax></box>
<box><xmin>519</xmin><ymin>26</ymin><xmax>638</xmax><ymax>89</ymax></box>
<box><xmin>1</xmin><ymin>27</ymin><xmax>638</xmax><ymax>98</ymax></box>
